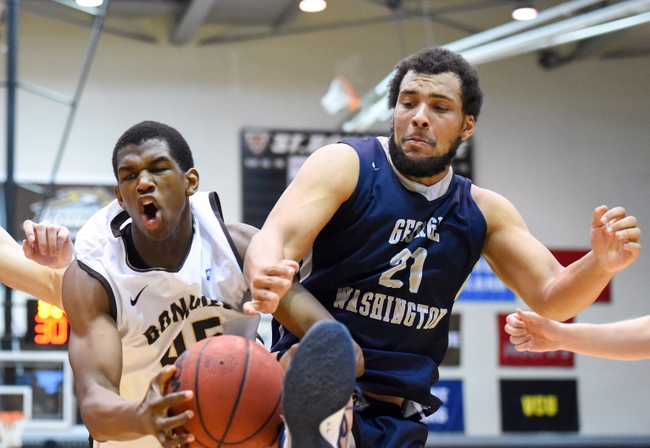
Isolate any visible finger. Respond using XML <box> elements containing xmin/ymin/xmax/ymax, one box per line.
<box><xmin>516</xmin><ymin>308</ymin><xmax>531</xmax><ymax>322</ymax></box>
<box><xmin>157</xmin><ymin>390</ymin><xmax>194</xmax><ymax>411</ymax></box>
<box><xmin>600</xmin><ymin>206</ymin><xmax>627</xmax><ymax>224</ymax></box>
<box><xmin>158</xmin><ymin>430</ymin><xmax>194</xmax><ymax>448</ymax></box>
<box><xmin>34</xmin><ymin>221</ymin><xmax>51</xmax><ymax>256</ymax></box>
<box><xmin>252</xmin><ymin>275</ymin><xmax>292</xmax><ymax>295</ymax></box>
<box><xmin>243</xmin><ymin>301</ymin><xmax>258</xmax><ymax>316</ymax></box>
<box><xmin>616</xmin><ymin>229</ymin><xmax>642</xmax><ymax>247</ymax></box>
<box><xmin>607</xmin><ymin>215</ymin><xmax>637</xmax><ymax>231</ymax></box>
<box><xmin>22</xmin><ymin>239</ymin><xmax>35</xmax><ymax>258</ymax></box>
<box><xmin>504</xmin><ymin>313</ymin><xmax>523</xmax><ymax>328</ymax></box>
<box><xmin>592</xmin><ymin>206</ymin><xmax>608</xmax><ymax>228</ymax></box>
<box><xmin>279</xmin><ymin>259</ymin><xmax>300</xmax><ymax>274</ymax></box>
<box><xmin>154</xmin><ymin>365</ymin><xmax>180</xmax><ymax>393</ymax></box>
<box><xmin>260</xmin><ymin>265</ymin><xmax>297</xmax><ymax>283</ymax></box>
<box><xmin>244</xmin><ymin>297</ymin><xmax>279</xmax><ymax>315</ymax></box>
<box><xmin>47</xmin><ymin>224</ymin><xmax>60</xmax><ymax>257</ymax></box>
<box><xmin>504</xmin><ymin>324</ymin><xmax>521</xmax><ymax>337</ymax></box>
<box><xmin>278</xmin><ymin>345</ymin><xmax>298</xmax><ymax>372</ymax></box>
<box><xmin>22</xmin><ymin>220</ymin><xmax>36</xmax><ymax>244</ymax></box>
<box><xmin>510</xmin><ymin>335</ymin><xmax>532</xmax><ymax>351</ymax></box>
<box><xmin>515</xmin><ymin>340</ymin><xmax>532</xmax><ymax>352</ymax></box>
<box><xmin>56</xmin><ymin>225</ymin><xmax>72</xmax><ymax>250</ymax></box>
<box><xmin>159</xmin><ymin>408</ymin><xmax>194</xmax><ymax>432</ymax></box>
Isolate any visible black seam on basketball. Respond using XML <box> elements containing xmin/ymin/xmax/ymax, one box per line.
<box><xmin>195</xmin><ymin>338</ymin><xmax>219</xmax><ymax>445</ymax></box>
<box><xmin>212</xmin><ymin>338</ymin><xmax>251</xmax><ymax>448</ymax></box>
<box><xmin>222</xmin><ymin>392</ymin><xmax>282</xmax><ymax>445</ymax></box>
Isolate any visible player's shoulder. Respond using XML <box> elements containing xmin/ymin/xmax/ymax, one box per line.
<box><xmin>62</xmin><ymin>260</ymin><xmax>113</xmax><ymax>324</ymax></box>
<box><xmin>470</xmin><ymin>185</ymin><xmax>526</xmax><ymax>233</ymax></box>
<box><xmin>75</xmin><ymin>199</ymin><xmax>123</xmax><ymax>257</ymax></box>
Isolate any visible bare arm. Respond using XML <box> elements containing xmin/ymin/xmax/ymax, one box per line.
<box><xmin>0</xmin><ymin>221</ymin><xmax>73</xmax><ymax>309</ymax></box>
<box><xmin>475</xmin><ymin>187</ymin><xmax>641</xmax><ymax>321</ymax></box>
<box><xmin>64</xmin><ymin>262</ymin><xmax>194</xmax><ymax>446</ymax></box>
<box><xmin>227</xmin><ymin>221</ymin><xmax>365</xmax><ymax>375</ymax></box>
<box><xmin>506</xmin><ymin>309</ymin><xmax>650</xmax><ymax>360</ymax></box>
<box><xmin>244</xmin><ymin>143</ymin><xmax>359</xmax><ymax>314</ymax></box>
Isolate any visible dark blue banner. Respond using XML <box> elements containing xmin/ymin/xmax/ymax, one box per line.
<box><xmin>423</xmin><ymin>380</ymin><xmax>464</xmax><ymax>432</ymax></box>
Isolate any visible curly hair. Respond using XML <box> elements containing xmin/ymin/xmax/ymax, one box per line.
<box><xmin>387</xmin><ymin>47</ymin><xmax>483</xmax><ymax>120</ymax></box>
<box><xmin>112</xmin><ymin>121</ymin><xmax>195</xmax><ymax>179</ymax></box>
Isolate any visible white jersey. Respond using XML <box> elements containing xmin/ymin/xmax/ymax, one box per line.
<box><xmin>75</xmin><ymin>191</ymin><xmax>260</xmax><ymax>448</ymax></box>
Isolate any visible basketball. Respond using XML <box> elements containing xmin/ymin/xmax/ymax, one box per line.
<box><xmin>166</xmin><ymin>335</ymin><xmax>284</xmax><ymax>447</ymax></box>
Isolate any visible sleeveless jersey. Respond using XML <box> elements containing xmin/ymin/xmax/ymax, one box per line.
<box><xmin>272</xmin><ymin>137</ymin><xmax>487</xmax><ymax>413</ymax></box>
<box><xmin>75</xmin><ymin>191</ymin><xmax>260</xmax><ymax>448</ymax></box>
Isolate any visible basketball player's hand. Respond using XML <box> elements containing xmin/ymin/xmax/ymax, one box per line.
<box><xmin>245</xmin><ymin>259</ymin><xmax>299</xmax><ymax>316</ymax></box>
<box><xmin>22</xmin><ymin>219</ymin><xmax>74</xmax><ymax>270</ymax></box>
<box><xmin>590</xmin><ymin>206</ymin><xmax>641</xmax><ymax>273</ymax></box>
<box><xmin>140</xmin><ymin>365</ymin><xmax>195</xmax><ymax>447</ymax></box>
<box><xmin>505</xmin><ymin>309</ymin><xmax>562</xmax><ymax>353</ymax></box>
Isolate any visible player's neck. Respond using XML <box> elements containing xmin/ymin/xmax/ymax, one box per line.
<box><xmin>126</xmin><ymin>219</ymin><xmax>194</xmax><ymax>271</ymax></box>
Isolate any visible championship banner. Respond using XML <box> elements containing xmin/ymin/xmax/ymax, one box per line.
<box><xmin>500</xmin><ymin>379</ymin><xmax>579</xmax><ymax>432</ymax></box>
<box><xmin>457</xmin><ymin>256</ymin><xmax>514</xmax><ymax>301</ymax></box>
<box><xmin>422</xmin><ymin>380</ymin><xmax>464</xmax><ymax>432</ymax></box>
<box><xmin>241</xmin><ymin>128</ymin><xmax>474</xmax><ymax>229</ymax></box>
<box><xmin>440</xmin><ymin>314</ymin><xmax>461</xmax><ymax>366</ymax></box>
<box><xmin>550</xmin><ymin>249</ymin><xmax>611</xmax><ymax>302</ymax></box>
<box><xmin>498</xmin><ymin>313</ymin><xmax>574</xmax><ymax>367</ymax></box>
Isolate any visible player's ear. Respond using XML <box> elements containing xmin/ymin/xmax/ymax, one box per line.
<box><xmin>185</xmin><ymin>168</ymin><xmax>199</xmax><ymax>196</ymax></box>
<box><xmin>114</xmin><ymin>185</ymin><xmax>125</xmax><ymax>209</ymax></box>
<box><xmin>461</xmin><ymin>115</ymin><xmax>475</xmax><ymax>141</ymax></box>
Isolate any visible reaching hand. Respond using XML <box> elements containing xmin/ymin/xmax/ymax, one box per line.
<box><xmin>244</xmin><ymin>259</ymin><xmax>299</xmax><ymax>315</ymax></box>
<box><xmin>22</xmin><ymin>220</ymin><xmax>74</xmax><ymax>269</ymax></box>
<box><xmin>138</xmin><ymin>365</ymin><xmax>195</xmax><ymax>447</ymax></box>
<box><xmin>504</xmin><ymin>309</ymin><xmax>563</xmax><ymax>353</ymax></box>
<box><xmin>590</xmin><ymin>206</ymin><xmax>642</xmax><ymax>273</ymax></box>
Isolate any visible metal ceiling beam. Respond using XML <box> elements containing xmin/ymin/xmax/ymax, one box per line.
<box><xmin>171</xmin><ymin>0</ymin><xmax>218</xmax><ymax>45</ymax></box>
<box><xmin>342</xmin><ymin>0</ymin><xmax>650</xmax><ymax>132</ymax></box>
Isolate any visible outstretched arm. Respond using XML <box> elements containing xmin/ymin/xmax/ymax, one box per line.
<box><xmin>243</xmin><ymin>143</ymin><xmax>359</xmax><ymax>315</ymax></box>
<box><xmin>0</xmin><ymin>221</ymin><xmax>73</xmax><ymax>309</ymax></box>
<box><xmin>505</xmin><ymin>308</ymin><xmax>650</xmax><ymax>360</ymax></box>
<box><xmin>476</xmin><ymin>187</ymin><xmax>641</xmax><ymax>321</ymax></box>
<box><xmin>227</xmin><ymin>221</ymin><xmax>365</xmax><ymax>376</ymax></box>
<box><xmin>64</xmin><ymin>262</ymin><xmax>194</xmax><ymax>446</ymax></box>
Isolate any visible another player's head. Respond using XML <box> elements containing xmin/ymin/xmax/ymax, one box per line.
<box><xmin>112</xmin><ymin>121</ymin><xmax>194</xmax><ymax>180</ymax></box>
<box><xmin>386</xmin><ymin>47</ymin><xmax>482</xmax><ymax>181</ymax></box>
<box><xmin>387</xmin><ymin>46</ymin><xmax>483</xmax><ymax>119</ymax></box>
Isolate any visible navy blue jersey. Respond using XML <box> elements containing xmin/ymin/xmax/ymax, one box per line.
<box><xmin>272</xmin><ymin>137</ymin><xmax>487</xmax><ymax>409</ymax></box>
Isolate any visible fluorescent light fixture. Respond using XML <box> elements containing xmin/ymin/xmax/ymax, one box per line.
<box><xmin>300</xmin><ymin>0</ymin><xmax>327</xmax><ymax>13</ymax></box>
<box><xmin>342</xmin><ymin>0</ymin><xmax>650</xmax><ymax>132</ymax></box>
<box><xmin>512</xmin><ymin>7</ymin><xmax>538</xmax><ymax>21</ymax></box>
<box><xmin>76</xmin><ymin>0</ymin><xmax>103</xmax><ymax>6</ymax></box>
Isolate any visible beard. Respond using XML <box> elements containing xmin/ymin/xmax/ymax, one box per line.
<box><xmin>388</xmin><ymin>128</ymin><xmax>462</xmax><ymax>179</ymax></box>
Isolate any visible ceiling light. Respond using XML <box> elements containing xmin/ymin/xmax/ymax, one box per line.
<box><xmin>512</xmin><ymin>3</ymin><xmax>538</xmax><ymax>21</ymax></box>
<box><xmin>300</xmin><ymin>0</ymin><xmax>327</xmax><ymax>13</ymax></box>
<box><xmin>76</xmin><ymin>0</ymin><xmax>103</xmax><ymax>6</ymax></box>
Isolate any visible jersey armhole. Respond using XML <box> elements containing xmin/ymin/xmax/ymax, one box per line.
<box><xmin>77</xmin><ymin>260</ymin><xmax>118</xmax><ymax>322</ymax></box>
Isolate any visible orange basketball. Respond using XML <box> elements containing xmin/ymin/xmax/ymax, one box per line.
<box><xmin>166</xmin><ymin>335</ymin><xmax>284</xmax><ymax>447</ymax></box>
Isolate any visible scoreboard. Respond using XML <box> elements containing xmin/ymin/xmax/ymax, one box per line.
<box><xmin>23</xmin><ymin>299</ymin><xmax>69</xmax><ymax>350</ymax></box>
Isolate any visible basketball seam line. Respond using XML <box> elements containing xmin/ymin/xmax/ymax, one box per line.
<box><xmin>214</xmin><ymin>339</ymin><xmax>251</xmax><ymax>448</ymax></box>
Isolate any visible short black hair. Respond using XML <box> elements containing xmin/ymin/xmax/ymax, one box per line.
<box><xmin>112</xmin><ymin>121</ymin><xmax>194</xmax><ymax>179</ymax></box>
<box><xmin>387</xmin><ymin>47</ymin><xmax>483</xmax><ymax>120</ymax></box>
